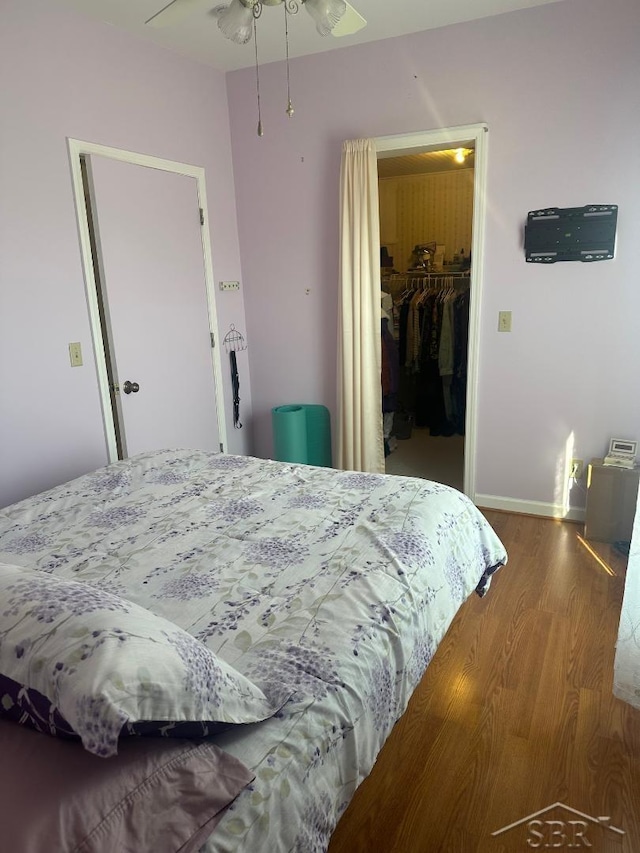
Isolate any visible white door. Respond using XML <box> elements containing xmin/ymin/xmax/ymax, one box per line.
<box><xmin>88</xmin><ymin>155</ymin><xmax>220</xmax><ymax>458</ymax></box>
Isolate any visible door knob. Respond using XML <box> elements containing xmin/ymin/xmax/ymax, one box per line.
<box><xmin>123</xmin><ymin>381</ymin><xmax>140</xmax><ymax>395</ymax></box>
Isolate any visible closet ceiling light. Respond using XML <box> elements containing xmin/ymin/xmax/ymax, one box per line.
<box><xmin>454</xmin><ymin>148</ymin><xmax>467</xmax><ymax>164</ymax></box>
<box><xmin>146</xmin><ymin>0</ymin><xmax>367</xmax><ymax>136</ymax></box>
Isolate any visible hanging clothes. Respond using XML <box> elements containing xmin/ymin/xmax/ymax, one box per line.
<box><xmin>381</xmin><ymin>316</ymin><xmax>399</xmax><ymax>414</ymax></box>
<box><xmin>415</xmin><ymin>292</ymin><xmax>448</xmax><ymax>434</ymax></box>
<box><xmin>438</xmin><ymin>295</ymin><xmax>455</xmax><ymax>424</ymax></box>
<box><xmin>381</xmin><ymin>310</ymin><xmax>400</xmax><ymax>457</ymax></box>
<box><xmin>451</xmin><ymin>289</ymin><xmax>470</xmax><ymax>435</ymax></box>
<box><xmin>392</xmin><ymin>275</ymin><xmax>469</xmax><ymax>437</ymax></box>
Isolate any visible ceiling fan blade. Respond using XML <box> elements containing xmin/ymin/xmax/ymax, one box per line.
<box><xmin>145</xmin><ymin>0</ymin><xmax>214</xmax><ymax>28</ymax></box>
<box><xmin>331</xmin><ymin>1</ymin><xmax>366</xmax><ymax>37</ymax></box>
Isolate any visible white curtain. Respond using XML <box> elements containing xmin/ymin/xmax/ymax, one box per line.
<box><xmin>337</xmin><ymin>139</ymin><xmax>384</xmax><ymax>473</ymax></box>
<box><xmin>613</xmin><ymin>492</ymin><xmax>640</xmax><ymax>707</ymax></box>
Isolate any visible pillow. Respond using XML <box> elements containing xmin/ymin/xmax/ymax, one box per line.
<box><xmin>0</xmin><ymin>672</ymin><xmax>243</xmax><ymax>741</ymax></box>
<box><xmin>0</xmin><ymin>563</ymin><xmax>287</xmax><ymax>757</ymax></box>
<box><xmin>0</xmin><ymin>718</ymin><xmax>254</xmax><ymax>853</ymax></box>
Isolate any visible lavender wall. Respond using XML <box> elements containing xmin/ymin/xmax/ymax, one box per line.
<box><xmin>227</xmin><ymin>0</ymin><xmax>640</xmax><ymax>513</ymax></box>
<box><xmin>0</xmin><ymin>0</ymin><xmax>250</xmax><ymax>507</ymax></box>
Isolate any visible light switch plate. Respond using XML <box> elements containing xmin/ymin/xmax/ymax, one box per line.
<box><xmin>69</xmin><ymin>342</ymin><xmax>83</xmax><ymax>367</ymax></box>
<box><xmin>498</xmin><ymin>311</ymin><xmax>512</xmax><ymax>332</ymax></box>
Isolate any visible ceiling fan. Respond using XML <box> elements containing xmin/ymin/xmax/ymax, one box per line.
<box><xmin>146</xmin><ymin>0</ymin><xmax>366</xmax><ymax>135</ymax></box>
<box><xmin>145</xmin><ymin>0</ymin><xmax>367</xmax><ymax>41</ymax></box>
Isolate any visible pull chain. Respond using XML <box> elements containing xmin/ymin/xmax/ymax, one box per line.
<box><xmin>254</xmin><ymin>16</ymin><xmax>263</xmax><ymax>136</ymax></box>
<box><xmin>284</xmin><ymin>3</ymin><xmax>294</xmax><ymax>117</ymax></box>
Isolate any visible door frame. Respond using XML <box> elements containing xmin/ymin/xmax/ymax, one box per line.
<box><xmin>67</xmin><ymin>138</ymin><xmax>228</xmax><ymax>462</ymax></box>
<box><xmin>375</xmin><ymin>122</ymin><xmax>489</xmax><ymax>502</ymax></box>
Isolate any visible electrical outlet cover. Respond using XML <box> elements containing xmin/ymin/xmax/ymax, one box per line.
<box><xmin>498</xmin><ymin>311</ymin><xmax>512</xmax><ymax>332</ymax></box>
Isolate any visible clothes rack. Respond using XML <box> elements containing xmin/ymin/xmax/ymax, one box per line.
<box><xmin>387</xmin><ymin>271</ymin><xmax>470</xmax><ymax>294</ymax></box>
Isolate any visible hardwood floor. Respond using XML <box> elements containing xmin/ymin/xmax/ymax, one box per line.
<box><xmin>328</xmin><ymin>512</ymin><xmax>640</xmax><ymax>852</ymax></box>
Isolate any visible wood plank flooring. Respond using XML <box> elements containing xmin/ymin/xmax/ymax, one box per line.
<box><xmin>328</xmin><ymin>512</ymin><xmax>640</xmax><ymax>852</ymax></box>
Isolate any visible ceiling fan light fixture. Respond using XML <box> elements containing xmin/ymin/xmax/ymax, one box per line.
<box><xmin>303</xmin><ymin>0</ymin><xmax>347</xmax><ymax>36</ymax></box>
<box><xmin>215</xmin><ymin>0</ymin><xmax>255</xmax><ymax>44</ymax></box>
<box><xmin>207</xmin><ymin>0</ymin><xmax>359</xmax><ymax>136</ymax></box>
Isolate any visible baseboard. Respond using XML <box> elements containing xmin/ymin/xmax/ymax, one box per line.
<box><xmin>474</xmin><ymin>494</ymin><xmax>586</xmax><ymax>523</ymax></box>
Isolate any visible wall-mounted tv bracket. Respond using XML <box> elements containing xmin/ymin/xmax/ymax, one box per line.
<box><xmin>524</xmin><ymin>204</ymin><xmax>617</xmax><ymax>263</ymax></box>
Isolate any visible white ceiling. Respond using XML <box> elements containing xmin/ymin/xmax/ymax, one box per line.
<box><xmin>57</xmin><ymin>0</ymin><xmax>563</xmax><ymax>72</ymax></box>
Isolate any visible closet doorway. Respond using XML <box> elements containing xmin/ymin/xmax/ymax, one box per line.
<box><xmin>376</xmin><ymin>125</ymin><xmax>488</xmax><ymax>501</ymax></box>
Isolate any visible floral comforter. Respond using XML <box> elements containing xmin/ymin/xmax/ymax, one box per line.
<box><xmin>0</xmin><ymin>449</ymin><xmax>507</xmax><ymax>852</ymax></box>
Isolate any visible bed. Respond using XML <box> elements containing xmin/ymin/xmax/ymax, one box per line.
<box><xmin>0</xmin><ymin>448</ymin><xmax>507</xmax><ymax>852</ymax></box>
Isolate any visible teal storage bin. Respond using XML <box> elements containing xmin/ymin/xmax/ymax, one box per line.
<box><xmin>272</xmin><ymin>404</ymin><xmax>332</xmax><ymax>467</ymax></box>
